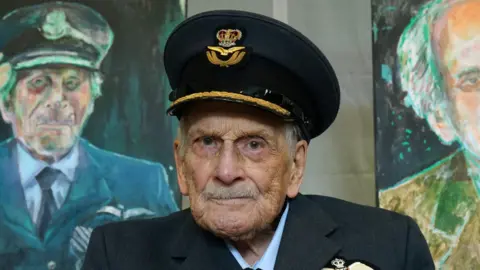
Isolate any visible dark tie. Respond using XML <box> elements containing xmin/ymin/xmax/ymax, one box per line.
<box><xmin>36</xmin><ymin>167</ymin><xmax>61</xmax><ymax>240</ymax></box>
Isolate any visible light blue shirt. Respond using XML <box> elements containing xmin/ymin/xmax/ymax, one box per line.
<box><xmin>17</xmin><ymin>142</ymin><xmax>79</xmax><ymax>224</ymax></box>
<box><xmin>226</xmin><ymin>202</ymin><xmax>290</xmax><ymax>270</ymax></box>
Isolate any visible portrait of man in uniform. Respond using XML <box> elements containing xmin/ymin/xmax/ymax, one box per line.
<box><xmin>374</xmin><ymin>0</ymin><xmax>480</xmax><ymax>268</ymax></box>
<box><xmin>0</xmin><ymin>1</ymin><xmax>184</xmax><ymax>269</ymax></box>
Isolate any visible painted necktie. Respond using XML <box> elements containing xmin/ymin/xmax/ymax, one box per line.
<box><xmin>36</xmin><ymin>167</ymin><xmax>61</xmax><ymax>240</ymax></box>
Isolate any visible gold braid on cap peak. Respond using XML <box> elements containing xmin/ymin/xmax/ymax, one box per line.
<box><xmin>170</xmin><ymin>91</ymin><xmax>291</xmax><ymax>116</ymax></box>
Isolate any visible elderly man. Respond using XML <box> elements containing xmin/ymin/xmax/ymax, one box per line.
<box><xmin>0</xmin><ymin>2</ymin><xmax>178</xmax><ymax>270</ymax></box>
<box><xmin>82</xmin><ymin>10</ymin><xmax>434</xmax><ymax>270</ymax></box>
<box><xmin>379</xmin><ymin>0</ymin><xmax>480</xmax><ymax>268</ymax></box>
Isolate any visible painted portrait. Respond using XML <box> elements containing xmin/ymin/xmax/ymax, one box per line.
<box><xmin>0</xmin><ymin>0</ymin><xmax>185</xmax><ymax>269</ymax></box>
<box><xmin>373</xmin><ymin>0</ymin><xmax>480</xmax><ymax>268</ymax></box>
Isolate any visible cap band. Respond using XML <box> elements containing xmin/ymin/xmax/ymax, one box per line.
<box><xmin>167</xmin><ymin>88</ymin><xmax>312</xmax><ymax>141</ymax></box>
<box><xmin>169</xmin><ymin>90</ymin><xmax>291</xmax><ymax>116</ymax></box>
<box><xmin>12</xmin><ymin>54</ymin><xmax>96</xmax><ymax>70</ymax></box>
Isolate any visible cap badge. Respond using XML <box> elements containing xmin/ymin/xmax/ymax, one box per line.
<box><xmin>40</xmin><ymin>9</ymin><xmax>100</xmax><ymax>54</ymax></box>
<box><xmin>41</xmin><ymin>10</ymin><xmax>71</xmax><ymax>40</ymax></box>
<box><xmin>217</xmin><ymin>29</ymin><xmax>242</xmax><ymax>47</ymax></box>
<box><xmin>206</xmin><ymin>28</ymin><xmax>246</xmax><ymax>67</ymax></box>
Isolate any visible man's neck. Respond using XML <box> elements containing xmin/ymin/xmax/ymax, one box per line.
<box><xmin>230</xmin><ymin>199</ymin><xmax>289</xmax><ymax>266</ymax></box>
<box><xmin>234</xmin><ymin>231</ymin><xmax>275</xmax><ymax>266</ymax></box>
<box><xmin>17</xmin><ymin>139</ymin><xmax>74</xmax><ymax>164</ymax></box>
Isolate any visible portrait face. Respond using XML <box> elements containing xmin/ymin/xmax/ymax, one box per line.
<box><xmin>433</xmin><ymin>0</ymin><xmax>480</xmax><ymax>157</ymax></box>
<box><xmin>174</xmin><ymin>102</ymin><xmax>306</xmax><ymax>241</ymax></box>
<box><xmin>0</xmin><ymin>66</ymin><xmax>94</xmax><ymax>159</ymax></box>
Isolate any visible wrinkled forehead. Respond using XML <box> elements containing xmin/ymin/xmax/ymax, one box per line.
<box><xmin>17</xmin><ymin>65</ymin><xmax>91</xmax><ymax>80</ymax></box>
<box><xmin>433</xmin><ymin>1</ymin><xmax>480</xmax><ymax>53</ymax></box>
<box><xmin>182</xmin><ymin>101</ymin><xmax>287</xmax><ymax>135</ymax></box>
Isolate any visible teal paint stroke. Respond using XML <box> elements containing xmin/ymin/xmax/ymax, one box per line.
<box><xmin>384</xmin><ymin>6</ymin><xmax>397</xmax><ymax>12</ymax></box>
<box><xmin>104</xmin><ymin>97</ymin><xmax>126</xmax><ymax>153</ymax></box>
<box><xmin>158</xmin><ymin>5</ymin><xmax>185</xmax><ymax>141</ymax></box>
<box><xmin>125</xmin><ymin>64</ymin><xmax>141</xmax><ymax>144</ymax></box>
<box><xmin>381</xmin><ymin>64</ymin><xmax>393</xmax><ymax>84</ymax></box>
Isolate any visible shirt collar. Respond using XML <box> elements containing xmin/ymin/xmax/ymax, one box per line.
<box><xmin>226</xmin><ymin>202</ymin><xmax>290</xmax><ymax>270</ymax></box>
<box><xmin>17</xmin><ymin>141</ymin><xmax>79</xmax><ymax>189</ymax></box>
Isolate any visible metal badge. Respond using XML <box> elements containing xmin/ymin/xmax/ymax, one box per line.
<box><xmin>206</xmin><ymin>28</ymin><xmax>246</xmax><ymax>67</ymax></box>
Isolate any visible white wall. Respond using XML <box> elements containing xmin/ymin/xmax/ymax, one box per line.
<box><xmin>183</xmin><ymin>0</ymin><xmax>375</xmax><ymax>208</ymax></box>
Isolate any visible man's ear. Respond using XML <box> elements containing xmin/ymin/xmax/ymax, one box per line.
<box><xmin>0</xmin><ymin>97</ymin><xmax>14</xmax><ymax>124</ymax></box>
<box><xmin>287</xmin><ymin>140</ymin><xmax>308</xmax><ymax>198</ymax></box>
<box><xmin>174</xmin><ymin>139</ymin><xmax>189</xmax><ymax>196</ymax></box>
<box><xmin>426</xmin><ymin>109</ymin><xmax>456</xmax><ymax>145</ymax></box>
<box><xmin>0</xmin><ymin>61</ymin><xmax>16</xmax><ymax>124</ymax></box>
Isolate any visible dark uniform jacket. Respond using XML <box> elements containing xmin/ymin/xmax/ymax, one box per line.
<box><xmin>82</xmin><ymin>194</ymin><xmax>435</xmax><ymax>270</ymax></box>
<box><xmin>0</xmin><ymin>138</ymin><xmax>179</xmax><ymax>270</ymax></box>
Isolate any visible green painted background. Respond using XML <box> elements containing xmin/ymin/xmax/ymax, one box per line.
<box><xmin>0</xmin><ymin>0</ymin><xmax>186</xmax><ymax>206</ymax></box>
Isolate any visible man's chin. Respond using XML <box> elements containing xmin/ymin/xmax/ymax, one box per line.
<box><xmin>24</xmin><ymin>136</ymin><xmax>77</xmax><ymax>159</ymax></box>
<box><xmin>197</xmin><ymin>211</ymin><xmax>261</xmax><ymax>241</ymax></box>
<box><xmin>36</xmin><ymin>126</ymin><xmax>72</xmax><ymax>138</ymax></box>
<box><xmin>209</xmin><ymin>221</ymin><xmax>258</xmax><ymax>242</ymax></box>
<box><xmin>190</xmin><ymin>198</ymin><xmax>269</xmax><ymax>241</ymax></box>
<box><xmin>32</xmin><ymin>145</ymin><xmax>69</xmax><ymax>158</ymax></box>
<box><xmin>209</xmin><ymin>198</ymin><xmax>255</xmax><ymax>209</ymax></box>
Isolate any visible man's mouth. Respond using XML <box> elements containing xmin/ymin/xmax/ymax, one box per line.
<box><xmin>36</xmin><ymin>115</ymin><xmax>74</xmax><ymax>126</ymax></box>
<box><xmin>210</xmin><ymin>196</ymin><xmax>253</xmax><ymax>200</ymax></box>
<box><xmin>210</xmin><ymin>197</ymin><xmax>254</xmax><ymax>204</ymax></box>
<box><xmin>37</xmin><ymin>120</ymin><xmax>74</xmax><ymax>126</ymax></box>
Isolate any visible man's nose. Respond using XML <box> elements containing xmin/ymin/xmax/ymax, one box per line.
<box><xmin>44</xmin><ymin>83</ymin><xmax>68</xmax><ymax>109</ymax></box>
<box><xmin>215</xmin><ymin>142</ymin><xmax>244</xmax><ymax>185</ymax></box>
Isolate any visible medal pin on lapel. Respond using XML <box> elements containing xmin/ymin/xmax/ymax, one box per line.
<box><xmin>321</xmin><ymin>257</ymin><xmax>374</xmax><ymax>270</ymax></box>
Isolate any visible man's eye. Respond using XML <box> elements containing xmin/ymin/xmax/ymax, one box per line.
<box><xmin>27</xmin><ymin>76</ymin><xmax>49</xmax><ymax>93</ymax></box>
<box><xmin>462</xmin><ymin>76</ymin><xmax>479</xmax><ymax>86</ymax></box>
<box><xmin>248</xmin><ymin>141</ymin><xmax>261</xmax><ymax>149</ymax></box>
<box><xmin>64</xmin><ymin>77</ymin><xmax>81</xmax><ymax>91</ymax></box>
<box><xmin>201</xmin><ymin>136</ymin><xmax>215</xmax><ymax>145</ymax></box>
<box><xmin>244</xmin><ymin>137</ymin><xmax>266</xmax><ymax>152</ymax></box>
<box><xmin>32</xmin><ymin>78</ymin><xmax>47</xmax><ymax>87</ymax></box>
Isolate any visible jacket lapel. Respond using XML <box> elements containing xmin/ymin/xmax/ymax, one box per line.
<box><xmin>275</xmin><ymin>194</ymin><xmax>342</xmax><ymax>270</ymax></box>
<box><xmin>170</xmin><ymin>212</ymin><xmax>243</xmax><ymax>270</ymax></box>
<box><xmin>45</xmin><ymin>140</ymin><xmax>114</xmax><ymax>243</ymax></box>
<box><xmin>170</xmin><ymin>195</ymin><xmax>342</xmax><ymax>270</ymax></box>
<box><xmin>0</xmin><ymin>139</ymin><xmax>41</xmax><ymax>250</ymax></box>
<box><xmin>0</xmin><ymin>139</ymin><xmax>115</xmax><ymax>249</ymax></box>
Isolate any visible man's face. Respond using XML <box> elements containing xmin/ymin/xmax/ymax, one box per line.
<box><xmin>1</xmin><ymin>66</ymin><xmax>94</xmax><ymax>159</ymax></box>
<box><xmin>174</xmin><ymin>102</ymin><xmax>306</xmax><ymax>241</ymax></box>
<box><xmin>434</xmin><ymin>0</ymin><xmax>480</xmax><ymax>156</ymax></box>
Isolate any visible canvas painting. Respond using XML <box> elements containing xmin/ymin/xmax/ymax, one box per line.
<box><xmin>373</xmin><ymin>0</ymin><xmax>480</xmax><ymax>268</ymax></box>
<box><xmin>0</xmin><ymin>0</ymin><xmax>186</xmax><ymax>269</ymax></box>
